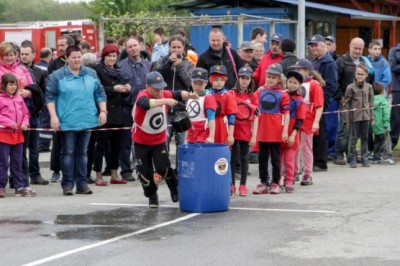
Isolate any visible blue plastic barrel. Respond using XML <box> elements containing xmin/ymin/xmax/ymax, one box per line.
<box><xmin>178</xmin><ymin>143</ymin><xmax>231</xmax><ymax>213</ymax></box>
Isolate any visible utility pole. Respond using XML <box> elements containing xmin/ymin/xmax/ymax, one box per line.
<box><xmin>297</xmin><ymin>0</ymin><xmax>306</xmax><ymax>58</ymax></box>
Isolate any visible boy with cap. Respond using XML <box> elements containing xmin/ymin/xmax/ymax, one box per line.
<box><xmin>209</xmin><ymin>65</ymin><xmax>238</xmax><ymax>145</ymax></box>
<box><xmin>371</xmin><ymin>82</ymin><xmax>395</xmax><ymax>165</ymax></box>
<box><xmin>253</xmin><ymin>63</ymin><xmax>290</xmax><ymax>194</ymax></box>
<box><xmin>281</xmin><ymin>71</ymin><xmax>306</xmax><ymax>192</ymax></box>
<box><xmin>186</xmin><ymin>68</ymin><xmax>217</xmax><ymax>143</ymax></box>
<box><xmin>132</xmin><ymin>71</ymin><xmax>198</xmax><ymax>207</ymax></box>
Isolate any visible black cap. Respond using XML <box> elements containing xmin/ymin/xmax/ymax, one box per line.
<box><xmin>325</xmin><ymin>35</ymin><xmax>336</xmax><ymax>43</ymax></box>
<box><xmin>210</xmin><ymin>65</ymin><xmax>227</xmax><ymax>75</ymax></box>
<box><xmin>290</xmin><ymin>59</ymin><xmax>313</xmax><ymax>70</ymax></box>
<box><xmin>287</xmin><ymin>71</ymin><xmax>304</xmax><ymax>84</ymax></box>
<box><xmin>146</xmin><ymin>71</ymin><xmax>167</xmax><ymax>89</ymax></box>
<box><xmin>270</xmin><ymin>33</ymin><xmax>284</xmax><ymax>44</ymax></box>
<box><xmin>191</xmin><ymin>68</ymin><xmax>208</xmax><ymax>81</ymax></box>
<box><xmin>307</xmin><ymin>34</ymin><xmax>325</xmax><ymax>45</ymax></box>
<box><xmin>238</xmin><ymin>67</ymin><xmax>253</xmax><ymax>77</ymax></box>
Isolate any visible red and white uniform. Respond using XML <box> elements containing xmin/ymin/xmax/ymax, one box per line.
<box><xmin>300</xmin><ymin>78</ymin><xmax>324</xmax><ymax>135</ymax></box>
<box><xmin>229</xmin><ymin>90</ymin><xmax>258</xmax><ymax>142</ymax></box>
<box><xmin>211</xmin><ymin>88</ymin><xmax>238</xmax><ymax>144</ymax></box>
<box><xmin>186</xmin><ymin>91</ymin><xmax>217</xmax><ymax>143</ymax></box>
<box><xmin>281</xmin><ymin>94</ymin><xmax>306</xmax><ymax>150</ymax></box>
<box><xmin>254</xmin><ymin>85</ymin><xmax>290</xmax><ymax>143</ymax></box>
<box><xmin>132</xmin><ymin>90</ymin><xmax>172</xmax><ymax>145</ymax></box>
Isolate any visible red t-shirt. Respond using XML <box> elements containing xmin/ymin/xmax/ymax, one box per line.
<box><xmin>281</xmin><ymin>94</ymin><xmax>306</xmax><ymax>150</ymax></box>
<box><xmin>211</xmin><ymin>88</ymin><xmax>238</xmax><ymax>144</ymax></box>
<box><xmin>229</xmin><ymin>90</ymin><xmax>258</xmax><ymax>142</ymax></box>
<box><xmin>254</xmin><ymin>85</ymin><xmax>290</xmax><ymax>142</ymax></box>
<box><xmin>187</xmin><ymin>92</ymin><xmax>217</xmax><ymax>143</ymax></box>
<box><xmin>132</xmin><ymin>90</ymin><xmax>172</xmax><ymax>145</ymax></box>
<box><xmin>300</xmin><ymin>78</ymin><xmax>324</xmax><ymax>135</ymax></box>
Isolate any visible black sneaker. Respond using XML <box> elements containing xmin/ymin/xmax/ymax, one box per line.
<box><xmin>149</xmin><ymin>194</ymin><xmax>159</xmax><ymax>208</ymax></box>
<box><xmin>50</xmin><ymin>172</ymin><xmax>61</xmax><ymax>182</ymax></box>
<box><xmin>122</xmin><ymin>173</ymin><xmax>136</xmax><ymax>182</ymax></box>
<box><xmin>30</xmin><ymin>175</ymin><xmax>49</xmax><ymax>185</ymax></box>
<box><xmin>86</xmin><ymin>176</ymin><xmax>96</xmax><ymax>184</ymax></box>
<box><xmin>76</xmin><ymin>187</ymin><xmax>93</xmax><ymax>195</ymax></box>
<box><xmin>63</xmin><ymin>188</ymin><xmax>74</xmax><ymax>196</ymax></box>
<box><xmin>170</xmin><ymin>187</ymin><xmax>179</xmax><ymax>203</ymax></box>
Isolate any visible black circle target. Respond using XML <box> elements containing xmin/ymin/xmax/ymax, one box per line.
<box><xmin>260</xmin><ymin>92</ymin><xmax>278</xmax><ymax>111</ymax></box>
<box><xmin>187</xmin><ymin>101</ymin><xmax>201</xmax><ymax>118</ymax></box>
<box><xmin>149</xmin><ymin>113</ymin><xmax>164</xmax><ymax>130</ymax></box>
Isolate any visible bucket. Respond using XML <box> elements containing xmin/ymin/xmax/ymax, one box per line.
<box><xmin>169</xmin><ymin>110</ymin><xmax>191</xmax><ymax>133</ymax></box>
<box><xmin>178</xmin><ymin>143</ymin><xmax>231</xmax><ymax>213</ymax></box>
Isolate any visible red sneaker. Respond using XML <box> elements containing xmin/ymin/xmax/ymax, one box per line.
<box><xmin>231</xmin><ymin>185</ymin><xmax>236</xmax><ymax>197</ymax></box>
<box><xmin>270</xmin><ymin>183</ymin><xmax>281</xmax><ymax>194</ymax></box>
<box><xmin>238</xmin><ymin>185</ymin><xmax>248</xmax><ymax>196</ymax></box>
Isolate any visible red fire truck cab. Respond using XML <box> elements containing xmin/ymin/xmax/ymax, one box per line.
<box><xmin>0</xmin><ymin>19</ymin><xmax>98</xmax><ymax>62</ymax></box>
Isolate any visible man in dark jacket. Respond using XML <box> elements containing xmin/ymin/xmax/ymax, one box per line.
<box><xmin>388</xmin><ymin>42</ymin><xmax>400</xmax><ymax>150</ymax></box>
<box><xmin>308</xmin><ymin>34</ymin><xmax>338</xmax><ymax>171</ymax></box>
<box><xmin>152</xmin><ymin>35</ymin><xmax>193</xmax><ymax>166</ymax></box>
<box><xmin>20</xmin><ymin>43</ymin><xmax>48</xmax><ymax>185</ymax></box>
<box><xmin>334</xmin><ymin>37</ymin><xmax>374</xmax><ymax>165</ymax></box>
<box><xmin>118</xmin><ymin>37</ymin><xmax>151</xmax><ymax>181</ymax></box>
<box><xmin>197</xmin><ymin>27</ymin><xmax>244</xmax><ymax>89</ymax></box>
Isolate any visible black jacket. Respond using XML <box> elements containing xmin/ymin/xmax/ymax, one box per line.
<box><xmin>197</xmin><ymin>44</ymin><xmax>244</xmax><ymax>89</ymax></box>
<box><xmin>280</xmin><ymin>53</ymin><xmax>298</xmax><ymax>77</ymax></box>
<box><xmin>335</xmin><ymin>53</ymin><xmax>374</xmax><ymax>101</ymax></box>
<box><xmin>93</xmin><ymin>64</ymin><xmax>129</xmax><ymax>126</ymax></box>
<box><xmin>48</xmin><ymin>56</ymin><xmax>66</xmax><ymax>75</ymax></box>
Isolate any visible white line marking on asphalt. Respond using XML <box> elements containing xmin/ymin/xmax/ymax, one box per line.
<box><xmin>89</xmin><ymin>203</ymin><xmax>336</xmax><ymax>214</ymax></box>
<box><xmin>22</xmin><ymin>213</ymin><xmax>200</xmax><ymax>266</ymax></box>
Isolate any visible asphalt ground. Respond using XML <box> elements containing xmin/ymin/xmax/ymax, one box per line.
<box><xmin>2</xmin><ymin>146</ymin><xmax>400</xmax><ymax>266</ymax></box>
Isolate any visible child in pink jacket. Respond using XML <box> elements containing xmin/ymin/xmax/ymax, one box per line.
<box><xmin>0</xmin><ymin>73</ymin><xmax>30</xmax><ymax>198</ymax></box>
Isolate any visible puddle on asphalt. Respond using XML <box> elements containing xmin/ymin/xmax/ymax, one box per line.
<box><xmin>53</xmin><ymin>207</ymin><xmax>184</xmax><ymax>241</ymax></box>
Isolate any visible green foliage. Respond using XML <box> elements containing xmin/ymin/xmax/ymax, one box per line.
<box><xmin>83</xmin><ymin>0</ymin><xmax>189</xmax><ymax>39</ymax></box>
<box><xmin>0</xmin><ymin>0</ymin><xmax>92</xmax><ymax>23</ymax></box>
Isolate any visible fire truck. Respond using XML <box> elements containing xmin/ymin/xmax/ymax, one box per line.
<box><xmin>0</xmin><ymin>19</ymin><xmax>99</xmax><ymax>62</ymax></box>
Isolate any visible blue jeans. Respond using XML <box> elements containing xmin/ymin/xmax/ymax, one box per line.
<box><xmin>166</xmin><ymin>124</ymin><xmax>185</xmax><ymax>168</ymax></box>
<box><xmin>60</xmin><ymin>131</ymin><xmax>91</xmax><ymax>190</ymax></box>
<box><xmin>325</xmin><ymin>100</ymin><xmax>339</xmax><ymax>155</ymax></box>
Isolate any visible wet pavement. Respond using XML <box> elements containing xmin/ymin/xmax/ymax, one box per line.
<box><xmin>1</xmin><ymin>150</ymin><xmax>400</xmax><ymax>265</ymax></box>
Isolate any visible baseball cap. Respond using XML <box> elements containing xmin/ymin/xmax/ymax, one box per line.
<box><xmin>266</xmin><ymin>63</ymin><xmax>283</xmax><ymax>75</ymax></box>
<box><xmin>307</xmin><ymin>34</ymin><xmax>325</xmax><ymax>45</ymax></box>
<box><xmin>290</xmin><ymin>59</ymin><xmax>313</xmax><ymax>70</ymax></box>
<box><xmin>146</xmin><ymin>71</ymin><xmax>167</xmax><ymax>89</ymax></box>
<box><xmin>238</xmin><ymin>67</ymin><xmax>253</xmax><ymax>77</ymax></box>
<box><xmin>325</xmin><ymin>35</ymin><xmax>336</xmax><ymax>43</ymax></box>
<box><xmin>240</xmin><ymin>41</ymin><xmax>254</xmax><ymax>51</ymax></box>
<box><xmin>286</xmin><ymin>71</ymin><xmax>304</xmax><ymax>84</ymax></box>
<box><xmin>270</xmin><ymin>33</ymin><xmax>284</xmax><ymax>44</ymax></box>
<box><xmin>210</xmin><ymin>65</ymin><xmax>227</xmax><ymax>75</ymax></box>
<box><xmin>191</xmin><ymin>68</ymin><xmax>208</xmax><ymax>81</ymax></box>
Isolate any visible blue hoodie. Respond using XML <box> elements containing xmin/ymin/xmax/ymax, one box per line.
<box><xmin>367</xmin><ymin>54</ymin><xmax>392</xmax><ymax>96</ymax></box>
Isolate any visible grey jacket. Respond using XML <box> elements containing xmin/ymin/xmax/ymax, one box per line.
<box><xmin>343</xmin><ymin>80</ymin><xmax>374</xmax><ymax>123</ymax></box>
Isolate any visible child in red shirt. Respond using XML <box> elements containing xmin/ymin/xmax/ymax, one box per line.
<box><xmin>209</xmin><ymin>65</ymin><xmax>238</xmax><ymax>145</ymax></box>
<box><xmin>229</xmin><ymin>67</ymin><xmax>259</xmax><ymax>197</ymax></box>
<box><xmin>291</xmin><ymin>59</ymin><xmax>324</xmax><ymax>186</ymax></box>
<box><xmin>186</xmin><ymin>68</ymin><xmax>217</xmax><ymax>143</ymax></box>
<box><xmin>253</xmin><ymin>64</ymin><xmax>290</xmax><ymax>195</ymax></box>
<box><xmin>132</xmin><ymin>71</ymin><xmax>198</xmax><ymax>207</ymax></box>
<box><xmin>0</xmin><ymin>73</ymin><xmax>30</xmax><ymax>198</ymax></box>
<box><xmin>280</xmin><ymin>71</ymin><xmax>306</xmax><ymax>192</ymax></box>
